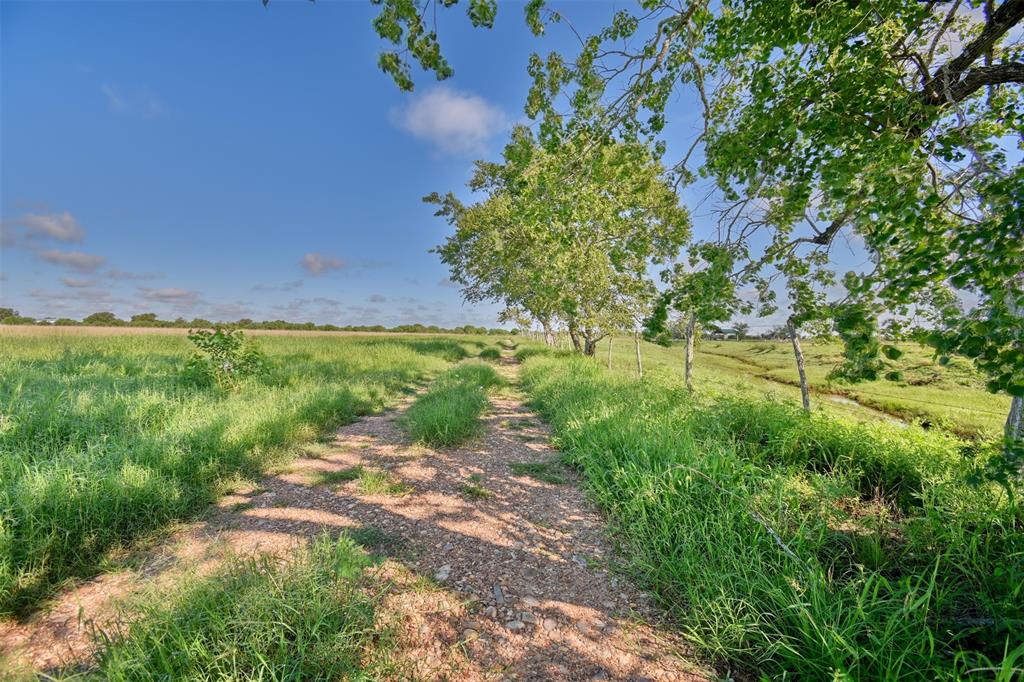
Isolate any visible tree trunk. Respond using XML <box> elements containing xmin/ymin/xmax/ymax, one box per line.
<box><xmin>541</xmin><ymin>319</ymin><xmax>555</xmax><ymax>347</ymax></box>
<box><xmin>1007</xmin><ymin>280</ymin><xmax>1024</xmax><ymax>449</ymax></box>
<box><xmin>583</xmin><ymin>336</ymin><xmax>600</xmax><ymax>356</ymax></box>
<box><xmin>607</xmin><ymin>336</ymin><xmax>613</xmax><ymax>370</ymax></box>
<box><xmin>787</xmin><ymin>317</ymin><xmax>811</xmax><ymax>411</ymax></box>
<box><xmin>634</xmin><ymin>331</ymin><xmax>643</xmax><ymax>379</ymax></box>
<box><xmin>1008</xmin><ymin>397</ymin><xmax>1023</xmax><ymax>443</ymax></box>
<box><xmin>568</xmin><ymin>321</ymin><xmax>582</xmax><ymax>353</ymax></box>
<box><xmin>684</xmin><ymin>314</ymin><xmax>696</xmax><ymax>392</ymax></box>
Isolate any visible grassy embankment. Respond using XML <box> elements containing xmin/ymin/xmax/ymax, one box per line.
<box><xmin>598</xmin><ymin>337</ymin><xmax>1010</xmax><ymax>438</ymax></box>
<box><xmin>0</xmin><ymin>329</ymin><xmax>481</xmax><ymax>614</ymax></box>
<box><xmin>519</xmin><ymin>349</ymin><xmax>1022</xmax><ymax>680</ymax></box>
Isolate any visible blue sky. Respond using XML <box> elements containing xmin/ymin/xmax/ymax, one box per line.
<box><xmin>0</xmin><ymin>0</ymin><xmax>867</xmax><ymax>330</ymax></box>
<box><xmin>2</xmin><ymin>0</ymin><xmax>616</xmax><ymax>326</ymax></box>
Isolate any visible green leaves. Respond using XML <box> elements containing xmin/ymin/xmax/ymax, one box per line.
<box><xmin>430</xmin><ymin>130</ymin><xmax>690</xmax><ymax>345</ymax></box>
<box><xmin>369</xmin><ymin>0</ymin><xmax>492</xmax><ymax>90</ymax></box>
<box><xmin>882</xmin><ymin>345</ymin><xmax>904</xmax><ymax>361</ymax></box>
<box><xmin>183</xmin><ymin>327</ymin><xmax>269</xmax><ymax>390</ymax></box>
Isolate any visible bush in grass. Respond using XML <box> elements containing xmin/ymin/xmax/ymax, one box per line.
<box><xmin>87</xmin><ymin>536</ymin><xmax>389</xmax><ymax>680</ymax></box>
<box><xmin>519</xmin><ymin>354</ymin><xmax>1023</xmax><ymax>680</ymax></box>
<box><xmin>182</xmin><ymin>327</ymin><xmax>268</xmax><ymax>389</ymax></box>
<box><xmin>401</xmin><ymin>362</ymin><xmax>503</xmax><ymax>447</ymax></box>
<box><xmin>479</xmin><ymin>347</ymin><xmax>501</xmax><ymax>361</ymax></box>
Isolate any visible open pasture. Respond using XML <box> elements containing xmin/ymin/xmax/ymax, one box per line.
<box><xmin>0</xmin><ymin>326</ymin><xmax>482</xmax><ymax>613</ymax></box>
<box><xmin>599</xmin><ymin>337</ymin><xmax>1010</xmax><ymax>438</ymax></box>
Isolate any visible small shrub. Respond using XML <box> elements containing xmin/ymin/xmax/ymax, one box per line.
<box><xmin>183</xmin><ymin>327</ymin><xmax>268</xmax><ymax>389</ymax></box>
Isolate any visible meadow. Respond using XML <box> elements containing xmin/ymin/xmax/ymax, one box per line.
<box><xmin>0</xmin><ymin>327</ymin><xmax>481</xmax><ymax>614</ymax></box>
<box><xmin>3</xmin><ymin>326</ymin><xmax>1019</xmax><ymax>680</ymax></box>
<box><xmin>597</xmin><ymin>336</ymin><xmax>1011</xmax><ymax>438</ymax></box>
<box><xmin>519</xmin><ymin>349</ymin><xmax>1022</xmax><ymax>680</ymax></box>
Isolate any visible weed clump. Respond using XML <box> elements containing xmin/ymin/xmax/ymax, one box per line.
<box><xmin>479</xmin><ymin>347</ymin><xmax>501</xmax><ymax>361</ymax></box>
<box><xmin>460</xmin><ymin>473</ymin><xmax>492</xmax><ymax>499</ymax></box>
<box><xmin>401</xmin><ymin>362</ymin><xmax>503</xmax><ymax>447</ymax></box>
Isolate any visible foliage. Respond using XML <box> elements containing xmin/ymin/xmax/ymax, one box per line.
<box><xmin>519</xmin><ymin>0</ymin><xmax>1024</xmax><ymax>452</ymax></box>
<box><xmin>183</xmin><ymin>327</ymin><xmax>269</xmax><ymax>389</ymax></box>
<box><xmin>0</xmin><ymin>331</ymin><xmax>467</xmax><ymax>614</ymax></box>
<box><xmin>479</xmin><ymin>346</ymin><xmax>502</xmax><ymax>361</ymax></box>
<box><xmin>430</xmin><ymin>127</ymin><xmax>690</xmax><ymax>353</ymax></box>
<box><xmin>401</xmin><ymin>362</ymin><xmax>504</xmax><ymax>447</ymax></box>
<box><xmin>82</xmin><ymin>311</ymin><xmax>124</xmax><ymax>326</ymax></box>
<box><xmin>369</xmin><ymin>0</ymin><xmax>496</xmax><ymax>90</ymax></box>
<box><xmin>76</xmin><ymin>535</ymin><xmax>388</xmax><ymax>680</ymax></box>
<box><xmin>22</xmin><ymin>311</ymin><xmax>513</xmax><ymax>335</ymax></box>
<box><xmin>656</xmin><ymin>241</ymin><xmax>756</xmax><ymax>342</ymax></box>
<box><xmin>520</xmin><ymin>353</ymin><xmax>1022</xmax><ymax>679</ymax></box>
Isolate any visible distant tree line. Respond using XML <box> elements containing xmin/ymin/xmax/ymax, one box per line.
<box><xmin>0</xmin><ymin>308</ymin><xmax>513</xmax><ymax>335</ymax></box>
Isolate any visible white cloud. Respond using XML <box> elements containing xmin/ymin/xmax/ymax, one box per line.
<box><xmin>391</xmin><ymin>86</ymin><xmax>508</xmax><ymax>155</ymax></box>
<box><xmin>368</xmin><ymin>293</ymin><xmax>387</xmax><ymax>303</ymax></box>
<box><xmin>300</xmin><ymin>253</ymin><xmax>345</xmax><ymax>276</ymax></box>
<box><xmin>14</xmin><ymin>210</ymin><xmax>84</xmax><ymax>242</ymax></box>
<box><xmin>37</xmin><ymin>249</ymin><xmax>106</xmax><ymax>272</ymax></box>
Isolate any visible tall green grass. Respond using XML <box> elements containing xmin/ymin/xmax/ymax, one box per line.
<box><xmin>479</xmin><ymin>346</ymin><xmax>502</xmax><ymax>361</ymax></box>
<box><xmin>0</xmin><ymin>332</ymin><xmax>473</xmax><ymax>614</ymax></box>
<box><xmin>401</xmin><ymin>362</ymin><xmax>504</xmax><ymax>447</ymax></box>
<box><xmin>63</xmin><ymin>535</ymin><xmax>389</xmax><ymax>681</ymax></box>
<box><xmin>520</xmin><ymin>353</ymin><xmax>1023</xmax><ymax>680</ymax></box>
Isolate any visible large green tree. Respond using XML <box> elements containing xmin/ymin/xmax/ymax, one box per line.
<box><xmin>431</xmin><ymin>128</ymin><xmax>689</xmax><ymax>355</ymax></box>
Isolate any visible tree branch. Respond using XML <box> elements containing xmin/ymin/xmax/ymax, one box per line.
<box><xmin>922</xmin><ymin>0</ymin><xmax>1024</xmax><ymax>104</ymax></box>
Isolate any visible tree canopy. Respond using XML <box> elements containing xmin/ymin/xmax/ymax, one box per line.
<box><xmin>430</xmin><ymin>128</ymin><xmax>690</xmax><ymax>353</ymax></box>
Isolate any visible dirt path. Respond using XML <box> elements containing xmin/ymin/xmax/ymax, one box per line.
<box><xmin>1</xmin><ymin>357</ymin><xmax>709</xmax><ymax>681</ymax></box>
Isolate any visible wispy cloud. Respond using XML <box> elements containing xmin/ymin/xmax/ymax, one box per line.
<box><xmin>391</xmin><ymin>86</ymin><xmax>508</xmax><ymax>155</ymax></box>
<box><xmin>61</xmin><ymin>277</ymin><xmax>98</xmax><ymax>288</ymax></box>
<box><xmin>102</xmin><ymin>84</ymin><xmax>165</xmax><ymax>118</ymax></box>
<box><xmin>437</xmin><ymin>277</ymin><xmax>460</xmax><ymax>289</ymax></box>
<box><xmin>105</xmin><ymin>269</ymin><xmax>163</xmax><ymax>281</ymax></box>
<box><xmin>139</xmin><ymin>287</ymin><xmax>201</xmax><ymax>305</ymax></box>
<box><xmin>37</xmin><ymin>249</ymin><xmax>106</xmax><ymax>272</ymax></box>
<box><xmin>252</xmin><ymin>279</ymin><xmax>304</xmax><ymax>292</ymax></box>
<box><xmin>368</xmin><ymin>293</ymin><xmax>387</xmax><ymax>303</ymax></box>
<box><xmin>299</xmin><ymin>252</ymin><xmax>345</xmax><ymax>276</ymax></box>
